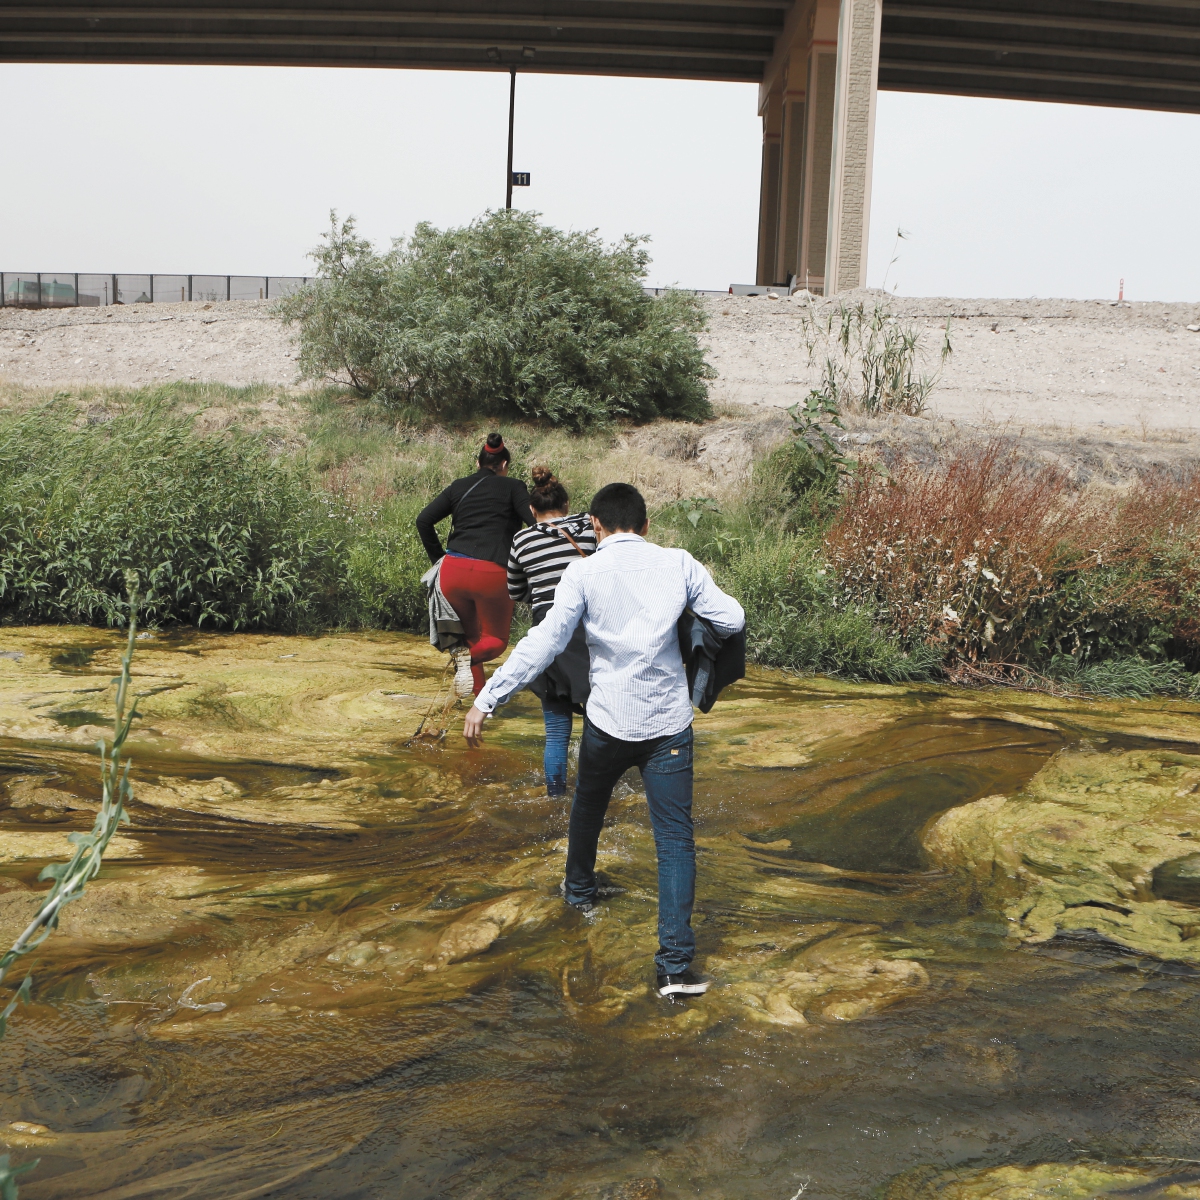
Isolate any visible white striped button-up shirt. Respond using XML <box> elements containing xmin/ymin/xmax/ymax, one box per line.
<box><xmin>474</xmin><ymin>533</ymin><xmax>746</xmax><ymax>741</ymax></box>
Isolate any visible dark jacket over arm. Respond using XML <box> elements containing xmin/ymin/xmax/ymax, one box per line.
<box><xmin>677</xmin><ymin>610</ymin><xmax>747</xmax><ymax>713</ymax></box>
<box><xmin>415</xmin><ymin>471</ymin><xmax>533</xmax><ymax>568</ymax></box>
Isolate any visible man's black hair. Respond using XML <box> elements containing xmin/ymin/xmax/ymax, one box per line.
<box><xmin>590</xmin><ymin>482</ymin><xmax>647</xmax><ymax>532</ymax></box>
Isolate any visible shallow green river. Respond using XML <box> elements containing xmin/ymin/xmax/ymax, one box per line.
<box><xmin>0</xmin><ymin>629</ymin><xmax>1198</xmax><ymax>1199</ymax></box>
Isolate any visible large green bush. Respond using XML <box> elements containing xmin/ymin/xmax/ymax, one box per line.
<box><xmin>0</xmin><ymin>404</ymin><xmax>349</xmax><ymax>630</ymax></box>
<box><xmin>278</xmin><ymin>210</ymin><xmax>714</xmax><ymax>428</ymax></box>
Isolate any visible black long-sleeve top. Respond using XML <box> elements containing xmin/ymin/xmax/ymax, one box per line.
<box><xmin>415</xmin><ymin>470</ymin><xmax>534</xmax><ymax>568</ymax></box>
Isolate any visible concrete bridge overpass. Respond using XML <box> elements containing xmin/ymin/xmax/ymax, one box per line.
<box><xmin>5</xmin><ymin>1</ymin><xmax>1199</xmax><ymax>292</ymax></box>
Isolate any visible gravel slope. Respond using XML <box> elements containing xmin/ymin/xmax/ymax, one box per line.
<box><xmin>2</xmin><ymin>292</ymin><xmax>1199</xmax><ymax>434</ymax></box>
<box><xmin>706</xmin><ymin>292</ymin><xmax>1200</xmax><ymax>433</ymax></box>
<box><xmin>0</xmin><ymin>300</ymin><xmax>298</xmax><ymax>390</ymax></box>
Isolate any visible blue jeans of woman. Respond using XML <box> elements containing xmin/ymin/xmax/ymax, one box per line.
<box><xmin>563</xmin><ymin>719</ymin><xmax>696</xmax><ymax>976</ymax></box>
<box><xmin>541</xmin><ymin>698</ymin><xmax>573</xmax><ymax>797</ymax></box>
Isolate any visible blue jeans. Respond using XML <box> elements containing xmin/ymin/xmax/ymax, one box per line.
<box><xmin>564</xmin><ymin>720</ymin><xmax>696</xmax><ymax>976</ymax></box>
<box><xmin>542</xmin><ymin>698</ymin><xmax>573</xmax><ymax>797</ymax></box>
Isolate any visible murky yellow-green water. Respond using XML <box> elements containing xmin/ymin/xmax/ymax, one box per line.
<box><xmin>0</xmin><ymin>628</ymin><xmax>1199</xmax><ymax>1200</ymax></box>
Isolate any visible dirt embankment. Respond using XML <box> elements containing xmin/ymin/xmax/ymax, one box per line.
<box><xmin>1</xmin><ymin>291</ymin><xmax>1199</xmax><ymax>484</ymax></box>
<box><xmin>0</xmin><ymin>300</ymin><xmax>296</xmax><ymax>390</ymax></box>
<box><xmin>3</xmin><ymin>292</ymin><xmax>1199</xmax><ymax>434</ymax></box>
<box><xmin>705</xmin><ymin>291</ymin><xmax>1200</xmax><ymax>434</ymax></box>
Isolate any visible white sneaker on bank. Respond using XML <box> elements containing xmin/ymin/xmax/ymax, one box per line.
<box><xmin>451</xmin><ymin>648</ymin><xmax>474</xmax><ymax>698</ymax></box>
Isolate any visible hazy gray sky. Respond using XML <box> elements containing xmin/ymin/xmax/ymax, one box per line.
<box><xmin>4</xmin><ymin>63</ymin><xmax>1199</xmax><ymax>299</ymax></box>
<box><xmin>869</xmin><ymin>91</ymin><xmax>1200</xmax><ymax>302</ymax></box>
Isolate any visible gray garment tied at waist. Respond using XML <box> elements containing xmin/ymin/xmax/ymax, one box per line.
<box><xmin>421</xmin><ymin>560</ymin><xmax>467</xmax><ymax>652</ymax></box>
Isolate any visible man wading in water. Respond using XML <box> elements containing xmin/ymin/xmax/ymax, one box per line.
<box><xmin>463</xmin><ymin>482</ymin><xmax>745</xmax><ymax>998</ymax></box>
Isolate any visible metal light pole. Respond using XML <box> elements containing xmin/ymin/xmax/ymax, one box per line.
<box><xmin>505</xmin><ymin>67</ymin><xmax>516</xmax><ymax>210</ymax></box>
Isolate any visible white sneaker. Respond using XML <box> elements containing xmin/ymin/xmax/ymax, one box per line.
<box><xmin>656</xmin><ymin>970</ymin><xmax>712</xmax><ymax>997</ymax></box>
<box><xmin>451</xmin><ymin>647</ymin><xmax>474</xmax><ymax>697</ymax></box>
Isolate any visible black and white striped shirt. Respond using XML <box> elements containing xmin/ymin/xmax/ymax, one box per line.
<box><xmin>507</xmin><ymin>513</ymin><xmax>597</xmax><ymax>608</ymax></box>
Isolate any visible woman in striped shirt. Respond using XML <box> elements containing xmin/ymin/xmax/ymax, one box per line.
<box><xmin>507</xmin><ymin>467</ymin><xmax>597</xmax><ymax>796</ymax></box>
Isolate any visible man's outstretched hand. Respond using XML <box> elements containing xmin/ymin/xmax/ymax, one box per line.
<box><xmin>463</xmin><ymin>704</ymin><xmax>488</xmax><ymax>748</ymax></box>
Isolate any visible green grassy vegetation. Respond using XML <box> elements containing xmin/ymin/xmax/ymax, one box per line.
<box><xmin>0</xmin><ymin>385</ymin><xmax>705</xmax><ymax>634</ymax></box>
<box><xmin>0</xmin><ymin>399</ymin><xmax>349</xmax><ymax>630</ymax></box>
<box><xmin>797</xmin><ymin>298</ymin><xmax>953</xmax><ymax>417</ymax></box>
<box><xmin>1</xmin><ymin>381</ymin><xmax>1197</xmax><ymax>698</ymax></box>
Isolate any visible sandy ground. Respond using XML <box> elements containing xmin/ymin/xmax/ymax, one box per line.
<box><xmin>705</xmin><ymin>292</ymin><xmax>1200</xmax><ymax>433</ymax></box>
<box><xmin>2</xmin><ymin>292</ymin><xmax>1199</xmax><ymax>437</ymax></box>
<box><xmin>0</xmin><ymin>300</ymin><xmax>297</xmax><ymax>390</ymax></box>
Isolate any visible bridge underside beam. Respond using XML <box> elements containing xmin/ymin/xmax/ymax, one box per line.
<box><xmin>880</xmin><ymin>1</ymin><xmax>1200</xmax><ymax>115</ymax></box>
<box><xmin>0</xmin><ymin>2</ymin><xmax>787</xmax><ymax>82</ymax></box>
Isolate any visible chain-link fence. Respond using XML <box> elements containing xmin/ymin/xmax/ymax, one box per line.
<box><xmin>0</xmin><ymin>273</ymin><xmax>312</xmax><ymax>308</ymax></box>
<box><xmin>2</xmin><ymin>274</ymin><xmax>736</xmax><ymax>309</ymax></box>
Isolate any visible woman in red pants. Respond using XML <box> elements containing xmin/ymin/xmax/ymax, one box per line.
<box><xmin>416</xmin><ymin>433</ymin><xmax>533</xmax><ymax>695</ymax></box>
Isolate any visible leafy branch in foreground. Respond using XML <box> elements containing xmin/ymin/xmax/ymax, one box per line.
<box><xmin>0</xmin><ymin>578</ymin><xmax>140</xmax><ymax>1194</ymax></box>
<box><xmin>788</xmin><ymin>389</ymin><xmax>849</xmax><ymax>480</ymax></box>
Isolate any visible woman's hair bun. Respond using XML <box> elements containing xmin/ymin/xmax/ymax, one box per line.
<box><xmin>528</xmin><ymin>465</ymin><xmax>570</xmax><ymax>513</ymax></box>
<box><xmin>477</xmin><ymin>431</ymin><xmax>511</xmax><ymax>469</ymax></box>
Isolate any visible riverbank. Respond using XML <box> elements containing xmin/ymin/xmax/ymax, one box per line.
<box><xmin>3</xmin><ymin>291</ymin><xmax>1199</xmax><ymax>436</ymax></box>
<box><xmin>0</xmin><ymin>384</ymin><xmax>1196</xmax><ymax>693</ymax></box>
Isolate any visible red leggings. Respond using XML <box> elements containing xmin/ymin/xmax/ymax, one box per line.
<box><xmin>438</xmin><ymin>555</ymin><xmax>514</xmax><ymax>693</ymax></box>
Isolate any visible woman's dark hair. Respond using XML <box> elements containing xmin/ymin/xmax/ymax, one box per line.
<box><xmin>478</xmin><ymin>432</ymin><xmax>511</xmax><ymax>472</ymax></box>
<box><xmin>529</xmin><ymin>466</ymin><xmax>570</xmax><ymax>514</ymax></box>
<box><xmin>590</xmin><ymin>482</ymin><xmax>647</xmax><ymax>532</ymax></box>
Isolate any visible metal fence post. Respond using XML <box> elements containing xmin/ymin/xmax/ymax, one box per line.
<box><xmin>1</xmin><ymin>269</ymin><xmax>320</xmax><ymax>309</ymax></box>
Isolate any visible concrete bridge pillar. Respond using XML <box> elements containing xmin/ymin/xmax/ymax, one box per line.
<box><xmin>757</xmin><ymin>0</ymin><xmax>881</xmax><ymax>294</ymax></box>
<box><xmin>756</xmin><ymin>90</ymin><xmax>783</xmax><ymax>286</ymax></box>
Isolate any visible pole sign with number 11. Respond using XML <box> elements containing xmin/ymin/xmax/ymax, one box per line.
<box><xmin>511</xmin><ymin>172</ymin><xmax>530</xmax><ymax>187</ymax></box>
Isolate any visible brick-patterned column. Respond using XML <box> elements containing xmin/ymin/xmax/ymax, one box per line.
<box><xmin>824</xmin><ymin>0</ymin><xmax>882</xmax><ymax>293</ymax></box>
<box><xmin>800</xmin><ymin>44</ymin><xmax>838</xmax><ymax>292</ymax></box>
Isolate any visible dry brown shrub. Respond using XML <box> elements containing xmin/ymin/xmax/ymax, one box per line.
<box><xmin>1097</xmin><ymin>467</ymin><xmax>1200</xmax><ymax>653</ymax></box>
<box><xmin>826</xmin><ymin>444</ymin><xmax>1200</xmax><ymax>669</ymax></box>
<box><xmin>825</xmin><ymin>442</ymin><xmax>1088</xmax><ymax>663</ymax></box>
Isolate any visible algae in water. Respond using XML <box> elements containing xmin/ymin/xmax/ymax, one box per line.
<box><xmin>924</xmin><ymin>745</ymin><xmax>1200</xmax><ymax>962</ymax></box>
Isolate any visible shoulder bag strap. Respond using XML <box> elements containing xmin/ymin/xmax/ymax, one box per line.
<box><xmin>557</xmin><ymin>526</ymin><xmax>589</xmax><ymax>557</ymax></box>
<box><xmin>542</xmin><ymin>519</ymin><xmax>589</xmax><ymax>557</ymax></box>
